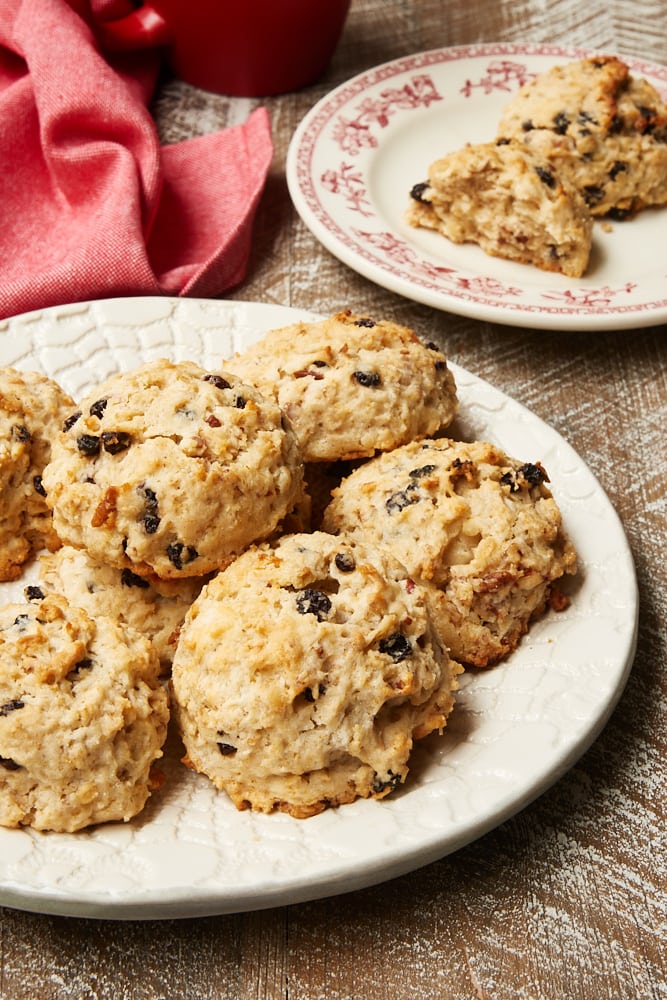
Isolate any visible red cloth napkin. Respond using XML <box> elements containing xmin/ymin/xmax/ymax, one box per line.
<box><xmin>0</xmin><ymin>0</ymin><xmax>273</xmax><ymax>320</ymax></box>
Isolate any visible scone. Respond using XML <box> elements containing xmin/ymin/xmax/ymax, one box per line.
<box><xmin>496</xmin><ymin>55</ymin><xmax>667</xmax><ymax>218</ymax></box>
<box><xmin>321</xmin><ymin>439</ymin><xmax>578</xmax><ymax>668</ymax></box>
<box><xmin>223</xmin><ymin>310</ymin><xmax>458</xmax><ymax>462</ymax></box>
<box><xmin>42</xmin><ymin>359</ymin><xmax>304</xmax><ymax>579</ymax></box>
<box><xmin>407</xmin><ymin>140</ymin><xmax>593</xmax><ymax>277</ymax></box>
<box><xmin>0</xmin><ymin>367</ymin><xmax>75</xmax><ymax>581</ymax></box>
<box><xmin>171</xmin><ymin>531</ymin><xmax>461</xmax><ymax>818</ymax></box>
<box><xmin>37</xmin><ymin>546</ymin><xmax>205</xmax><ymax>672</ymax></box>
<box><xmin>0</xmin><ymin>594</ymin><xmax>169</xmax><ymax>832</ymax></box>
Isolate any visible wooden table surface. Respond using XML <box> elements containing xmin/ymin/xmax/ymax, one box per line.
<box><xmin>2</xmin><ymin>1</ymin><xmax>666</xmax><ymax>997</ymax></box>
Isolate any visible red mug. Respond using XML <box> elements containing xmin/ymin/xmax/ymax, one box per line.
<box><xmin>96</xmin><ymin>0</ymin><xmax>352</xmax><ymax>97</ymax></box>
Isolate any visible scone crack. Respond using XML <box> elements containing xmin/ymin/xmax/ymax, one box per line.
<box><xmin>407</xmin><ymin>139</ymin><xmax>594</xmax><ymax>278</ymax></box>
<box><xmin>407</xmin><ymin>55</ymin><xmax>667</xmax><ymax>275</ymax></box>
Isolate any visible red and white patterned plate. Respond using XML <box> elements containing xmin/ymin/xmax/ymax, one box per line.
<box><xmin>287</xmin><ymin>43</ymin><xmax>667</xmax><ymax>330</ymax></box>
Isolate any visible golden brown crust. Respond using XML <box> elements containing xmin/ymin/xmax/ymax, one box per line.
<box><xmin>322</xmin><ymin>438</ymin><xmax>578</xmax><ymax>668</ymax></box>
<box><xmin>407</xmin><ymin>140</ymin><xmax>593</xmax><ymax>277</ymax></box>
<box><xmin>496</xmin><ymin>56</ymin><xmax>667</xmax><ymax>217</ymax></box>
<box><xmin>0</xmin><ymin>367</ymin><xmax>75</xmax><ymax>581</ymax></box>
<box><xmin>224</xmin><ymin>311</ymin><xmax>458</xmax><ymax>462</ymax></box>
<box><xmin>0</xmin><ymin>595</ymin><xmax>169</xmax><ymax>832</ymax></box>
<box><xmin>42</xmin><ymin>359</ymin><xmax>304</xmax><ymax>579</ymax></box>
<box><xmin>171</xmin><ymin>532</ymin><xmax>461</xmax><ymax>817</ymax></box>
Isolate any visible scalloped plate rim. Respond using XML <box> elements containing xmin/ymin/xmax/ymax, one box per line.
<box><xmin>0</xmin><ymin>296</ymin><xmax>638</xmax><ymax>919</ymax></box>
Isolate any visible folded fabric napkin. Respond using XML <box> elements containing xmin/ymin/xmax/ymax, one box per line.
<box><xmin>0</xmin><ymin>0</ymin><xmax>273</xmax><ymax>320</ymax></box>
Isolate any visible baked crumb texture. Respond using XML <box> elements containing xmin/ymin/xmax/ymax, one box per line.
<box><xmin>38</xmin><ymin>546</ymin><xmax>205</xmax><ymax>674</ymax></box>
<box><xmin>0</xmin><ymin>310</ymin><xmax>579</xmax><ymax>824</ymax></box>
<box><xmin>321</xmin><ymin>438</ymin><xmax>578</xmax><ymax>668</ymax></box>
<box><xmin>41</xmin><ymin>358</ymin><xmax>305</xmax><ymax>580</ymax></box>
<box><xmin>225</xmin><ymin>310</ymin><xmax>458</xmax><ymax>462</ymax></box>
<box><xmin>0</xmin><ymin>368</ymin><xmax>75</xmax><ymax>582</ymax></box>
<box><xmin>171</xmin><ymin>532</ymin><xmax>461</xmax><ymax>818</ymax></box>
<box><xmin>407</xmin><ymin>56</ymin><xmax>667</xmax><ymax>274</ymax></box>
<box><xmin>497</xmin><ymin>55</ymin><xmax>667</xmax><ymax>220</ymax></box>
<box><xmin>407</xmin><ymin>141</ymin><xmax>593</xmax><ymax>277</ymax></box>
<box><xmin>0</xmin><ymin>595</ymin><xmax>168</xmax><ymax>832</ymax></box>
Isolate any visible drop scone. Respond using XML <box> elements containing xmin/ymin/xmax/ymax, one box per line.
<box><xmin>0</xmin><ymin>367</ymin><xmax>76</xmax><ymax>581</ymax></box>
<box><xmin>321</xmin><ymin>439</ymin><xmax>578</xmax><ymax>668</ymax></box>
<box><xmin>406</xmin><ymin>141</ymin><xmax>593</xmax><ymax>277</ymax></box>
<box><xmin>496</xmin><ymin>55</ymin><xmax>667</xmax><ymax>218</ymax></box>
<box><xmin>223</xmin><ymin>310</ymin><xmax>458</xmax><ymax>462</ymax></box>
<box><xmin>0</xmin><ymin>594</ymin><xmax>169</xmax><ymax>832</ymax></box>
<box><xmin>37</xmin><ymin>546</ymin><xmax>205</xmax><ymax>672</ymax></box>
<box><xmin>41</xmin><ymin>359</ymin><xmax>304</xmax><ymax>580</ymax></box>
<box><xmin>171</xmin><ymin>531</ymin><xmax>461</xmax><ymax>818</ymax></box>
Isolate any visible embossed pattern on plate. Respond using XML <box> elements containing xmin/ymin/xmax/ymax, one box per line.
<box><xmin>286</xmin><ymin>43</ymin><xmax>667</xmax><ymax>330</ymax></box>
<box><xmin>0</xmin><ymin>298</ymin><xmax>637</xmax><ymax>918</ymax></box>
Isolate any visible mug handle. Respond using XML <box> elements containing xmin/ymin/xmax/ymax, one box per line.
<box><xmin>94</xmin><ymin>4</ymin><xmax>172</xmax><ymax>51</ymax></box>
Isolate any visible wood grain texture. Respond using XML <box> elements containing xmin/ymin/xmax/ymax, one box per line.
<box><xmin>2</xmin><ymin>1</ymin><xmax>666</xmax><ymax>998</ymax></box>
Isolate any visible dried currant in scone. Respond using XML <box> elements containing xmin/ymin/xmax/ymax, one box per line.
<box><xmin>321</xmin><ymin>437</ymin><xmax>578</xmax><ymax>669</ymax></box>
<box><xmin>166</xmin><ymin>542</ymin><xmax>199</xmax><ymax>571</ymax></box>
<box><xmin>76</xmin><ymin>433</ymin><xmax>101</xmax><ymax>456</ymax></box>
<box><xmin>0</xmin><ymin>367</ymin><xmax>75</xmax><ymax>581</ymax></box>
<box><xmin>62</xmin><ymin>412</ymin><xmax>82</xmax><ymax>432</ymax></box>
<box><xmin>295</xmin><ymin>588</ymin><xmax>332</xmax><ymax>621</ymax></box>
<box><xmin>378</xmin><ymin>633</ymin><xmax>413</xmax><ymax>662</ymax></box>
<box><xmin>171</xmin><ymin>531</ymin><xmax>460</xmax><ymax>818</ymax></box>
<box><xmin>372</xmin><ymin>770</ymin><xmax>402</xmax><ymax>794</ymax></box>
<box><xmin>495</xmin><ymin>55</ymin><xmax>667</xmax><ymax>218</ymax></box>
<box><xmin>409</xmin><ymin>181</ymin><xmax>432</xmax><ymax>204</ymax></box>
<box><xmin>352</xmin><ymin>369</ymin><xmax>382</xmax><ymax>387</ymax></box>
<box><xmin>89</xmin><ymin>398</ymin><xmax>108</xmax><ymax>419</ymax></box>
<box><xmin>0</xmin><ymin>700</ymin><xmax>25</xmax><ymax>718</ymax></box>
<box><xmin>223</xmin><ymin>310</ymin><xmax>458</xmax><ymax>462</ymax></box>
<box><xmin>33</xmin><ymin>475</ymin><xmax>47</xmax><ymax>497</ymax></box>
<box><xmin>385</xmin><ymin>482</ymin><xmax>421</xmax><ymax>513</ymax></box>
<box><xmin>139</xmin><ymin>485</ymin><xmax>161</xmax><ymax>534</ymax></box>
<box><xmin>101</xmin><ymin>430</ymin><xmax>132</xmax><ymax>454</ymax></box>
<box><xmin>334</xmin><ymin>551</ymin><xmax>356</xmax><ymax>572</ymax></box>
<box><xmin>0</xmin><ymin>594</ymin><xmax>168</xmax><ymax>832</ymax></box>
<box><xmin>42</xmin><ymin>359</ymin><xmax>304</xmax><ymax>579</ymax></box>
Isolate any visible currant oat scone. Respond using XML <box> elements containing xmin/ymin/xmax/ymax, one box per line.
<box><xmin>406</xmin><ymin>141</ymin><xmax>593</xmax><ymax>277</ymax></box>
<box><xmin>0</xmin><ymin>594</ymin><xmax>169</xmax><ymax>832</ymax></box>
<box><xmin>496</xmin><ymin>55</ymin><xmax>667</xmax><ymax>218</ymax></box>
<box><xmin>42</xmin><ymin>359</ymin><xmax>304</xmax><ymax>580</ymax></box>
<box><xmin>38</xmin><ymin>546</ymin><xmax>205</xmax><ymax>672</ymax></box>
<box><xmin>0</xmin><ymin>367</ymin><xmax>75</xmax><ymax>581</ymax></box>
<box><xmin>321</xmin><ymin>438</ymin><xmax>578</xmax><ymax>668</ymax></box>
<box><xmin>223</xmin><ymin>310</ymin><xmax>458</xmax><ymax>462</ymax></box>
<box><xmin>171</xmin><ymin>531</ymin><xmax>461</xmax><ymax>818</ymax></box>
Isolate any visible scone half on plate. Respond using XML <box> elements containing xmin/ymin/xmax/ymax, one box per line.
<box><xmin>496</xmin><ymin>54</ymin><xmax>667</xmax><ymax>219</ymax></box>
<box><xmin>407</xmin><ymin>140</ymin><xmax>593</xmax><ymax>278</ymax></box>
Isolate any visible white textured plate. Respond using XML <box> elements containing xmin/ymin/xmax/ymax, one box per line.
<box><xmin>0</xmin><ymin>297</ymin><xmax>637</xmax><ymax>919</ymax></box>
<box><xmin>286</xmin><ymin>43</ymin><xmax>667</xmax><ymax>330</ymax></box>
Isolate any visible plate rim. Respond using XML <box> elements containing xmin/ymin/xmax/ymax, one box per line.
<box><xmin>0</xmin><ymin>296</ymin><xmax>639</xmax><ymax>919</ymax></box>
<box><xmin>286</xmin><ymin>41</ymin><xmax>667</xmax><ymax>331</ymax></box>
